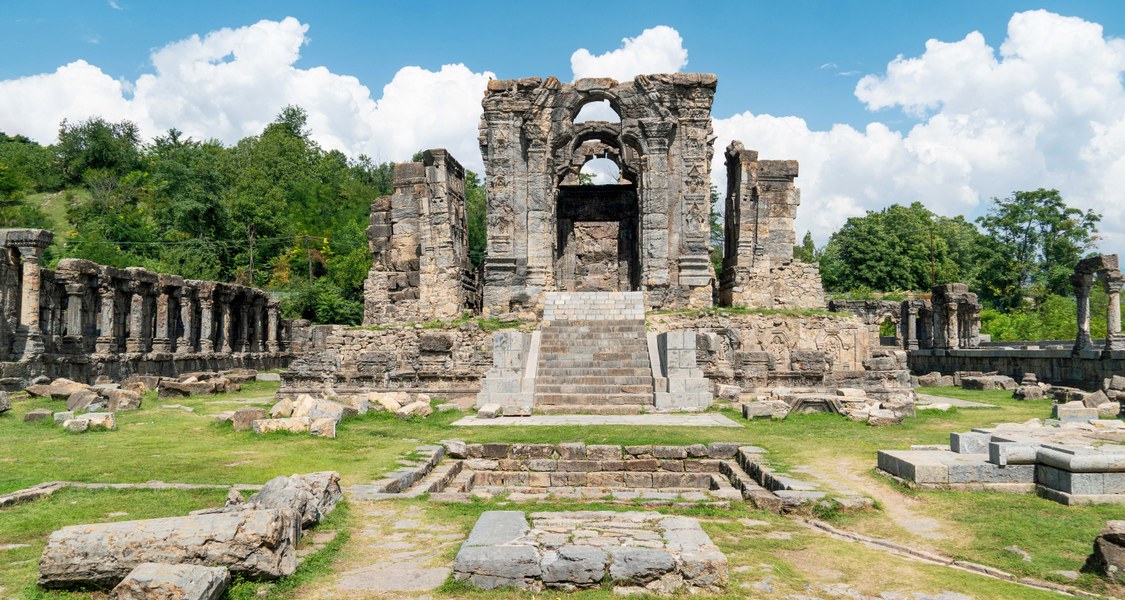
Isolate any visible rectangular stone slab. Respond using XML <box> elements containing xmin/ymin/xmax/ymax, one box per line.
<box><xmin>38</xmin><ymin>509</ymin><xmax>299</xmax><ymax>589</ymax></box>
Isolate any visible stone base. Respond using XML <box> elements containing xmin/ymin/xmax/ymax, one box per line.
<box><xmin>453</xmin><ymin>511</ymin><xmax>727</xmax><ymax>593</ymax></box>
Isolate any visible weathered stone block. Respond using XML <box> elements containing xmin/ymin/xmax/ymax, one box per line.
<box><xmin>232</xmin><ymin>408</ymin><xmax>267</xmax><ymax>431</ymax></box>
<box><xmin>110</xmin><ymin>562</ymin><xmax>229</xmax><ymax>600</ymax></box>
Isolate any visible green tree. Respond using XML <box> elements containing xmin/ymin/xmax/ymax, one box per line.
<box><xmin>976</xmin><ymin>189</ymin><xmax>1100</xmax><ymax>309</ymax></box>
<box><xmin>819</xmin><ymin>202</ymin><xmax>989</xmax><ymax>293</ymax></box>
<box><xmin>466</xmin><ymin>170</ymin><xmax>487</xmax><ymax>269</ymax></box>
<box><xmin>793</xmin><ymin>231</ymin><xmax>817</xmax><ymax>263</ymax></box>
<box><xmin>56</xmin><ymin>117</ymin><xmax>142</xmax><ymax>184</ymax></box>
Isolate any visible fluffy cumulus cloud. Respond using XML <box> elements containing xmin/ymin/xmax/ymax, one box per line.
<box><xmin>0</xmin><ymin>17</ymin><xmax>493</xmax><ymax>170</ymax></box>
<box><xmin>713</xmin><ymin>10</ymin><xmax>1125</xmax><ymax>254</ymax></box>
<box><xmin>570</xmin><ymin>25</ymin><xmax>688</xmax><ymax>81</ymax></box>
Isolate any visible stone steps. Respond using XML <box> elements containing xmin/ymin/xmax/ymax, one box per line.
<box><xmin>535</xmin><ymin>384</ymin><xmax>654</xmax><ymax>394</ymax></box>
<box><xmin>535</xmin><ymin>393</ymin><xmax>653</xmax><ymax>406</ymax></box>
<box><xmin>534</xmin><ymin>404</ymin><xmax>645</xmax><ymax>415</ymax></box>
<box><xmin>537</xmin><ymin>367</ymin><xmax>653</xmax><ymax>377</ymax></box>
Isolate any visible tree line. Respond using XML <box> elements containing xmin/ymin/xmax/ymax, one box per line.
<box><xmin>0</xmin><ymin>107</ymin><xmax>486</xmax><ymax>325</ymax></box>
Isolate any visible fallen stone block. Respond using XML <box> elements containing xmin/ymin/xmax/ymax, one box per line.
<box><xmin>309</xmin><ymin>417</ymin><xmax>336</xmax><ymax>438</ymax></box>
<box><xmin>1052</xmin><ymin>401</ymin><xmax>1098</xmax><ymax>424</ymax></box>
<box><xmin>961</xmin><ymin>375</ymin><xmax>1016</xmax><ymax>391</ymax></box>
<box><xmin>1013</xmin><ymin>385</ymin><xmax>1046</xmax><ymax>401</ymax></box>
<box><xmin>337</xmin><ymin>395</ymin><xmax>369</xmax><ymax>416</ymax></box>
<box><xmin>396</xmin><ymin>400</ymin><xmax>433</xmax><ymax>419</ymax></box>
<box><xmin>1084</xmin><ymin>390</ymin><xmax>1111</xmax><ymax>409</ymax></box>
<box><xmin>82</xmin><ymin>412</ymin><xmax>117</xmax><ymax>430</ymax></box>
<box><xmin>62</xmin><ymin>419</ymin><xmax>89</xmax><ymax>433</ymax></box>
<box><xmin>916</xmin><ymin>372</ymin><xmax>944</xmax><ymax>387</ymax></box>
<box><xmin>1086</xmin><ymin>520</ymin><xmax>1125</xmax><ymax>583</ymax></box>
<box><xmin>0</xmin><ymin>391</ymin><xmax>10</xmax><ymax>414</ymax></box>
<box><xmin>38</xmin><ymin>509</ymin><xmax>299</xmax><ymax>589</ymax></box>
<box><xmin>105</xmin><ymin>389</ymin><xmax>142</xmax><ymax>412</ymax></box>
<box><xmin>501</xmin><ymin>404</ymin><xmax>531</xmax><ymax>417</ymax></box>
<box><xmin>232</xmin><ymin>408</ymin><xmax>267</xmax><ymax>431</ymax></box>
<box><xmin>251</xmin><ymin>417</ymin><xmax>310</xmax><ymax>434</ymax></box>
<box><xmin>53</xmin><ymin>411</ymin><xmax>73</xmax><ymax>424</ymax></box>
<box><xmin>212</xmin><ymin>411</ymin><xmax>235</xmax><ymax>424</ymax></box>
<box><xmin>268</xmin><ymin>398</ymin><xmax>294</xmax><ymax>418</ymax></box>
<box><xmin>67</xmin><ymin>390</ymin><xmax>102</xmax><ymax>412</ymax></box>
<box><xmin>867</xmin><ymin>409</ymin><xmax>902</xmax><ymax>426</ymax></box>
<box><xmin>24</xmin><ymin>408</ymin><xmax>52</xmax><ymax>423</ymax></box>
<box><xmin>256</xmin><ymin>372</ymin><xmax>281</xmax><ymax>382</ymax></box>
<box><xmin>242</xmin><ymin>472</ymin><xmax>342</xmax><ymax>529</ymax></box>
<box><xmin>291</xmin><ymin>395</ymin><xmax>346</xmax><ymax>423</ymax></box>
<box><xmin>715</xmin><ymin>384</ymin><xmax>741</xmax><ymax>402</ymax></box>
<box><xmin>476</xmin><ymin>403</ymin><xmax>501</xmax><ymax>419</ymax></box>
<box><xmin>110</xmin><ymin>562</ymin><xmax>230</xmax><ymax>600</ymax></box>
<box><xmin>1097</xmin><ymin>402</ymin><xmax>1121</xmax><ymax>419</ymax></box>
<box><xmin>371</xmin><ymin>391</ymin><xmax>408</xmax><ymax>412</ymax></box>
<box><xmin>122</xmin><ymin>375</ymin><xmax>160</xmax><ymax>393</ymax></box>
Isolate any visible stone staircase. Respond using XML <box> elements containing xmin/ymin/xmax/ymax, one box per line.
<box><xmin>533</xmin><ymin>292</ymin><xmax>655</xmax><ymax>415</ymax></box>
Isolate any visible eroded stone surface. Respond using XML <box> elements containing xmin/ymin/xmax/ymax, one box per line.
<box><xmin>110</xmin><ymin>562</ymin><xmax>229</xmax><ymax>600</ymax></box>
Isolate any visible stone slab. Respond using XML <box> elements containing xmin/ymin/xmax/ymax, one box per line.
<box><xmin>451</xmin><ymin>414</ymin><xmax>743</xmax><ymax>427</ymax></box>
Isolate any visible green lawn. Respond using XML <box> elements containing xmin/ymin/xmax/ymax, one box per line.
<box><xmin>0</xmin><ymin>382</ymin><xmax>1120</xmax><ymax>598</ymax></box>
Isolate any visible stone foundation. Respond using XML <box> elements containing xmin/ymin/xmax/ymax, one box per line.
<box><xmin>453</xmin><ymin>510</ymin><xmax>728</xmax><ymax>593</ymax></box>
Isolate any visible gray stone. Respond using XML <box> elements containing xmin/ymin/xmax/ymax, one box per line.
<box><xmin>104</xmin><ymin>389</ymin><xmax>142</xmax><ymax>412</ymax></box>
<box><xmin>268</xmin><ymin>398</ymin><xmax>294</xmax><ymax>418</ymax></box>
<box><xmin>0</xmin><ymin>391</ymin><xmax>10</xmax><ymax>414</ymax></box>
<box><xmin>62</xmin><ymin>418</ymin><xmax>89</xmax><ymax>433</ymax></box>
<box><xmin>1013</xmin><ymin>385</ymin><xmax>1046</xmax><ymax>401</ymax></box>
<box><xmin>454</xmin><ymin>545</ymin><xmax>541</xmax><ymax>590</ymax></box>
<box><xmin>37</xmin><ymin>509</ymin><xmax>299</xmax><ymax>589</ymax></box>
<box><xmin>243</xmin><ymin>472</ymin><xmax>342</xmax><ymax>530</ymax></box>
<box><xmin>232</xmin><ymin>408</ymin><xmax>267</xmax><ymax>431</ymax></box>
<box><xmin>541</xmin><ymin>545</ymin><xmax>607</xmax><ymax>587</ymax></box>
<box><xmin>463</xmin><ymin>511</ymin><xmax>528</xmax><ymax>547</ymax></box>
<box><xmin>1052</xmin><ymin>401</ymin><xmax>1098</xmax><ymax>424</ymax></box>
<box><xmin>67</xmin><ymin>389</ymin><xmax>101</xmax><ymax>412</ymax></box>
<box><xmin>110</xmin><ymin>562</ymin><xmax>229</xmax><ymax>600</ymax></box>
<box><xmin>1084</xmin><ymin>390</ymin><xmax>1110</xmax><ymax>409</ymax></box>
<box><xmin>607</xmin><ymin>547</ymin><xmax>675</xmax><ymax>583</ymax></box>
<box><xmin>1086</xmin><ymin>521</ymin><xmax>1125</xmax><ymax>583</ymax></box>
<box><xmin>476</xmin><ymin>403</ymin><xmax>501</xmax><ymax>419</ymax></box>
<box><xmin>52</xmin><ymin>411</ymin><xmax>73</xmax><ymax>424</ymax></box>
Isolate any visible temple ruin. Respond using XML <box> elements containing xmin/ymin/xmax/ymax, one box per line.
<box><xmin>0</xmin><ymin>229</ymin><xmax>297</xmax><ymax>384</ymax></box>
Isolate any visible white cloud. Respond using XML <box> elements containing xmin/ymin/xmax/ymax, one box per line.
<box><xmin>570</xmin><ymin>25</ymin><xmax>688</xmax><ymax>81</ymax></box>
<box><xmin>0</xmin><ymin>17</ymin><xmax>493</xmax><ymax>171</ymax></box>
<box><xmin>714</xmin><ymin>10</ymin><xmax>1125</xmax><ymax>257</ymax></box>
<box><xmin>108</xmin><ymin>0</ymin><xmax>123</xmax><ymax>9</ymax></box>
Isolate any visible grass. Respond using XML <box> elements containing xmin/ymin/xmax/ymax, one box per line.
<box><xmin>649</xmin><ymin>305</ymin><xmax>847</xmax><ymax>319</ymax></box>
<box><xmin>349</xmin><ymin>312</ymin><xmax>526</xmax><ymax>333</ymax></box>
<box><xmin>0</xmin><ymin>381</ymin><xmax>1120</xmax><ymax>598</ymax></box>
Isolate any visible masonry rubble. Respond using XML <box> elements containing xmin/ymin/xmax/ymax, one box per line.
<box><xmin>0</xmin><ymin>229</ymin><xmax>300</xmax><ymax>387</ymax></box>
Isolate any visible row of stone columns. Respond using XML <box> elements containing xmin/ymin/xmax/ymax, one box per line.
<box><xmin>0</xmin><ymin>229</ymin><xmax>291</xmax><ymax>360</ymax></box>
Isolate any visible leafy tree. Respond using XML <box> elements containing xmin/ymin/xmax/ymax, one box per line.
<box><xmin>793</xmin><ymin>231</ymin><xmax>817</xmax><ymax>263</ymax></box>
<box><xmin>56</xmin><ymin>117</ymin><xmax>142</xmax><ymax>184</ymax></box>
<box><xmin>976</xmin><ymin>189</ymin><xmax>1100</xmax><ymax>309</ymax></box>
<box><xmin>709</xmin><ymin>184</ymin><xmax>723</xmax><ymax>278</ymax></box>
<box><xmin>819</xmin><ymin>202</ymin><xmax>988</xmax><ymax>293</ymax></box>
<box><xmin>466</xmin><ymin>170</ymin><xmax>486</xmax><ymax>269</ymax></box>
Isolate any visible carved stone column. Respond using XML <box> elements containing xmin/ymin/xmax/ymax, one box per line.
<box><xmin>95</xmin><ymin>283</ymin><xmax>116</xmax><ymax>354</ymax></box>
<box><xmin>905</xmin><ymin>304</ymin><xmax>919</xmax><ymax>351</ymax></box>
<box><xmin>237</xmin><ymin>301</ymin><xmax>249</xmax><ymax>352</ymax></box>
<box><xmin>220</xmin><ymin>296</ymin><xmax>233</xmax><ymax>354</ymax></box>
<box><xmin>150</xmin><ymin>287</ymin><xmax>172</xmax><ymax>353</ymax></box>
<box><xmin>1105</xmin><ymin>274</ymin><xmax>1124</xmax><ymax>353</ymax></box>
<box><xmin>266</xmin><ymin>301</ymin><xmax>280</xmax><ymax>352</ymax></box>
<box><xmin>199</xmin><ymin>296</ymin><xmax>215</xmax><ymax>353</ymax></box>
<box><xmin>63</xmin><ymin>282</ymin><xmax>85</xmax><ymax>350</ymax></box>
<box><xmin>175</xmin><ymin>289</ymin><xmax>194</xmax><ymax>354</ymax></box>
<box><xmin>1072</xmin><ymin>272</ymin><xmax>1094</xmax><ymax>354</ymax></box>
<box><xmin>16</xmin><ymin>245</ymin><xmax>44</xmax><ymax>357</ymax></box>
<box><xmin>125</xmin><ymin>288</ymin><xmax>146</xmax><ymax>353</ymax></box>
<box><xmin>251</xmin><ymin>300</ymin><xmax>264</xmax><ymax>352</ymax></box>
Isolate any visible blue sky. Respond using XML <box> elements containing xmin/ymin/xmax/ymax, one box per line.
<box><xmin>1</xmin><ymin>1</ymin><xmax>1124</xmax><ymax>254</ymax></box>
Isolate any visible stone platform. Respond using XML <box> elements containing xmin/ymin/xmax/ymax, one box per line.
<box><xmin>878</xmin><ymin>418</ymin><xmax>1125</xmax><ymax>504</ymax></box>
<box><xmin>451</xmin><ymin>413</ymin><xmax>743</xmax><ymax>427</ymax></box>
<box><xmin>452</xmin><ymin>510</ymin><xmax>727</xmax><ymax>593</ymax></box>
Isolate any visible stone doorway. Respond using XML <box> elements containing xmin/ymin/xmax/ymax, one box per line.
<box><xmin>555</xmin><ymin>184</ymin><xmax>640</xmax><ymax>292</ymax></box>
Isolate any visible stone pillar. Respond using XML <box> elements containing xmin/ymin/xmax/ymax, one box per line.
<box><xmin>237</xmin><ymin>302</ymin><xmax>249</xmax><ymax>352</ymax></box>
<box><xmin>63</xmin><ymin>282</ymin><xmax>85</xmax><ymax>348</ymax></box>
<box><xmin>1105</xmin><ymin>275</ymin><xmax>1124</xmax><ymax>353</ymax></box>
<box><xmin>125</xmin><ymin>289</ymin><xmax>146</xmax><ymax>353</ymax></box>
<box><xmin>175</xmin><ymin>290</ymin><xmax>193</xmax><ymax>354</ymax></box>
<box><xmin>150</xmin><ymin>288</ymin><xmax>172</xmax><ymax>353</ymax></box>
<box><xmin>251</xmin><ymin>301</ymin><xmax>265</xmax><ymax>352</ymax></box>
<box><xmin>220</xmin><ymin>297</ymin><xmax>233</xmax><ymax>354</ymax></box>
<box><xmin>905</xmin><ymin>304</ymin><xmax>919</xmax><ymax>351</ymax></box>
<box><xmin>1072</xmin><ymin>272</ymin><xmax>1094</xmax><ymax>354</ymax></box>
<box><xmin>199</xmin><ymin>297</ymin><xmax>215</xmax><ymax>353</ymax></box>
<box><xmin>95</xmin><ymin>284</ymin><xmax>116</xmax><ymax>354</ymax></box>
<box><xmin>16</xmin><ymin>245</ymin><xmax>44</xmax><ymax>357</ymax></box>
<box><xmin>266</xmin><ymin>302</ymin><xmax>280</xmax><ymax>352</ymax></box>
<box><xmin>640</xmin><ymin>121</ymin><xmax>673</xmax><ymax>301</ymax></box>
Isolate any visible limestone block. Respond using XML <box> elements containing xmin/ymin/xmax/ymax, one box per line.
<box><xmin>105</xmin><ymin>389</ymin><xmax>142</xmax><ymax>412</ymax></box>
<box><xmin>309</xmin><ymin>418</ymin><xmax>336</xmax><ymax>438</ymax></box>
<box><xmin>40</xmin><ymin>378</ymin><xmax>91</xmax><ymax>400</ymax></box>
<box><xmin>1086</xmin><ymin>521</ymin><xmax>1125</xmax><ymax>583</ymax></box>
<box><xmin>23</xmin><ymin>408</ymin><xmax>51</xmax><ymax>422</ymax></box>
<box><xmin>53</xmin><ymin>411</ymin><xmax>73</xmax><ymax>424</ymax></box>
<box><xmin>232</xmin><ymin>408</ymin><xmax>267</xmax><ymax>431</ymax></box>
<box><xmin>338</xmin><ymin>395</ymin><xmax>370</xmax><ymax>416</ymax></box>
<box><xmin>0</xmin><ymin>391</ymin><xmax>9</xmax><ymax>415</ymax></box>
<box><xmin>396</xmin><ymin>400</ymin><xmax>433</xmax><ymax>419</ymax></box>
<box><xmin>477</xmin><ymin>404</ymin><xmax>501</xmax><ymax>419</ymax></box>
<box><xmin>81</xmin><ymin>412</ymin><xmax>116</xmax><ymax>430</ymax></box>
<box><xmin>607</xmin><ymin>547</ymin><xmax>675</xmax><ymax>584</ymax></box>
<box><xmin>1110</xmin><ymin>376</ymin><xmax>1125</xmax><ymax>392</ymax></box>
<box><xmin>1097</xmin><ymin>402</ymin><xmax>1121</xmax><ymax>419</ymax></box>
<box><xmin>62</xmin><ymin>419</ymin><xmax>89</xmax><ymax>433</ymax></box>
<box><xmin>867</xmin><ymin>409</ymin><xmax>903</xmax><ymax>426</ymax></box>
<box><xmin>252</xmin><ymin>417</ymin><xmax>311</xmax><ymax>434</ymax></box>
<box><xmin>38</xmin><ymin>509</ymin><xmax>299</xmax><ymax>589</ymax></box>
<box><xmin>268</xmin><ymin>399</ymin><xmax>294</xmax><ymax>419</ymax></box>
<box><xmin>67</xmin><ymin>390</ymin><xmax>102</xmax><ymax>412</ymax></box>
<box><xmin>110</xmin><ymin>562</ymin><xmax>229</xmax><ymax>600</ymax></box>
<box><xmin>1052</xmin><ymin>401</ymin><xmax>1098</xmax><ymax>424</ymax></box>
<box><xmin>243</xmin><ymin>472</ymin><xmax>341</xmax><ymax>529</ymax></box>
<box><xmin>715</xmin><ymin>384</ymin><xmax>741</xmax><ymax>402</ymax></box>
<box><xmin>541</xmin><ymin>545</ymin><xmax>608</xmax><ymax>588</ymax></box>
<box><xmin>1014</xmin><ymin>385</ymin><xmax>1046</xmax><ymax>401</ymax></box>
<box><xmin>1084</xmin><ymin>390</ymin><xmax>1111</xmax><ymax>409</ymax></box>
<box><xmin>950</xmin><ymin>432</ymin><xmax>990</xmax><ymax>454</ymax></box>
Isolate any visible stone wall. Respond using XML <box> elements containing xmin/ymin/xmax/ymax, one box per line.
<box><xmin>646</xmin><ymin>311</ymin><xmax>882</xmax><ymax>390</ymax></box>
<box><xmin>0</xmin><ymin>228</ymin><xmax>295</xmax><ymax>386</ymax></box>
<box><xmin>719</xmin><ymin>141</ymin><xmax>824</xmax><ymax>310</ymax></box>
<box><xmin>363</xmin><ymin>149</ymin><xmax>478</xmax><ymax>324</ymax></box>
<box><xmin>278</xmin><ymin>322</ymin><xmax>506</xmax><ymax>399</ymax></box>
<box><xmin>909</xmin><ymin>348</ymin><xmax>1125</xmax><ymax>391</ymax></box>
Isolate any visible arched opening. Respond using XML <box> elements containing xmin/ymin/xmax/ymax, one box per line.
<box><xmin>574</xmin><ymin>99</ymin><xmax>621</xmax><ymax>124</ymax></box>
<box><xmin>579</xmin><ymin>157</ymin><xmax>620</xmax><ymax>185</ymax></box>
<box><xmin>880</xmin><ymin>315</ymin><xmax>898</xmax><ymax>346</ymax></box>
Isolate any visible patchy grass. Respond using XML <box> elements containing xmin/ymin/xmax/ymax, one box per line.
<box><xmin>1</xmin><ymin>382</ymin><xmax>1120</xmax><ymax>597</ymax></box>
<box><xmin>349</xmin><ymin>313</ymin><xmax>525</xmax><ymax>333</ymax></box>
<box><xmin>649</xmin><ymin>305</ymin><xmax>847</xmax><ymax>319</ymax></box>
<box><xmin>0</xmin><ymin>487</ymin><xmax>227</xmax><ymax>598</ymax></box>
